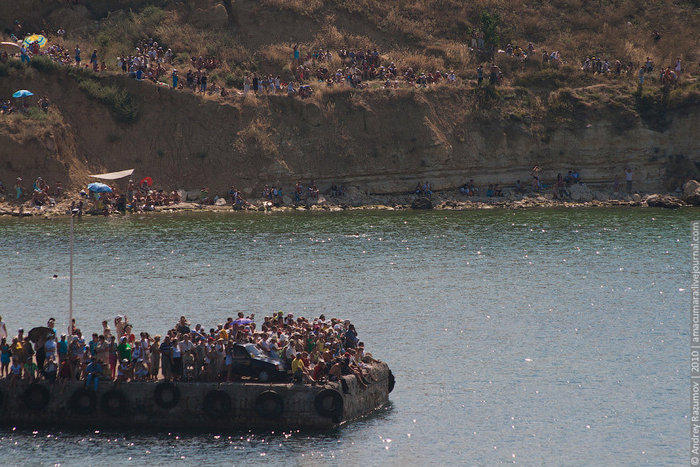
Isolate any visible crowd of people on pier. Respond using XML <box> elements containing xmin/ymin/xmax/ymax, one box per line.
<box><xmin>0</xmin><ymin>312</ymin><xmax>378</xmax><ymax>390</ymax></box>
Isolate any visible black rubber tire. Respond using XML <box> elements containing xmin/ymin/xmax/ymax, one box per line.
<box><xmin>202</xmin><ymin>390</ymin><xmax>231</xmax><ymax>420</ymax></box>
<box><xmin>255</xmin><ymin>391</ymin><xmax>283</xmax><ymax>419</ymax></box>
<box><xmin>68</xmin><ymin>388</ymin><xmax>96</xmax><ymax>415</ymax></box>
<box><xmin>154</xmin><ymin>381</ymin><xmax>180</xmax><ymax>409</ymax></box>
<box><xmin>100</xmin><ymin>390</ymin><xmax>128</xmax><ymax>417</ymax></box>
<box><xmin>314</xmin><ymin>389</ymin><xmax>343</xmax><ymax>421</ymax></box>
<box><xmin>388</xmin><ymin>370</ymin><xmax>395</xmax><ymax>394</ymax></box>
<box><xmin>257</xmin><ymin>369</ymin><xmax>271</xmax><ymax>383</ymax></box>
<box><xmin>22</xmin><ymin>384</ymin><xmax>50</xmax><ymax>411</ymax></box>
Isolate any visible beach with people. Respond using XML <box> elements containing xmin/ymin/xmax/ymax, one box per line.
<box><xmin>0</xmin><ymin>166</ymin><xmax>697</xmax><ymax>219</ymax></box>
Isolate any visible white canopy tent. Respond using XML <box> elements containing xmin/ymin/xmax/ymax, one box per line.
<box><xmin>88</xmin><ymin>168</ymin><xmax>135</xmax><ymax>180</ymax></box>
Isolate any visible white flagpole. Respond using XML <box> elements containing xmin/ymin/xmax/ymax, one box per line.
<box><xmin>69</xmin><ymin>211</ymin><xmax>74</xmax><ymax>336</ymax></box>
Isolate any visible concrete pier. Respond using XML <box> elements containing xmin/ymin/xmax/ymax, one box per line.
<box><xmin>0</xmin><ymin>362</ymin><xmax>393</xmax><ymax>430</ymax></box>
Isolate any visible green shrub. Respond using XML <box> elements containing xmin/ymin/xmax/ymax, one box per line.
<box><xmin>30</xmin><ymin>55</ymin><xmax>59</xmax><ymax>73</ymax></box>
<box><xmin>140</xmin><ymin>5</ymin><xmax>166</xmax><ymax>24</ymax></box>
<box><xmin>78</xmin><ymin>79</ymin><xmax>140</xmax><ymax>123</ymax></box>
<box><xmin>480</xmin><ymin>10</ymin><xmax>500</xmax><ymax>49</ymax></box>
<box><xmin>25</xmin><ymin>107</ymin><xmax>47</xmax><ymax>121</ymax></box>
<box><xmin>224</xmin><ymin>73</ymin><xmax>238</xmax><ymax>88</ymax></box>
<box><xmin>8</xmin><ymin>59</ymin><xmax>24</xmax><ymax>70</ymax></box>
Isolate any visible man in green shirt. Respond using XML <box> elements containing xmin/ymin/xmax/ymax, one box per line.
<box><xmin>117</xmin><ymin>337</ymin><xmax>132</xmax><ymax>362</ymax></box>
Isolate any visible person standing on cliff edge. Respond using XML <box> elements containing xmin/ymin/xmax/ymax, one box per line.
<box><xmin>625</xmin><ymin>167</ymin><xmax>633</xmax><ymax>193</ymax></box>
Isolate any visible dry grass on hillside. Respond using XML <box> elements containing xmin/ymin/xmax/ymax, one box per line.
<box><xmin>5</xmin><ymin>0</ymin><xmax>700</xmax><ymax>91</ymax></box>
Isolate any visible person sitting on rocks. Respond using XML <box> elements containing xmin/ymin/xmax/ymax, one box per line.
<box><xmin>514</xmin><ymin>180</ymin><xmax>525</xmax><ymax>194</ymax></box>
<box><xmin>571</xmin><ymin>169</ymin><xmax>580</xmax><ymax>184</ymax></box>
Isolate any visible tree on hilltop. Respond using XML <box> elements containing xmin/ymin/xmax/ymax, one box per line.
<box><xmin>221</xmin><ymin>0</ymin><xmax>237</xmax><ymax>27</ymax></box>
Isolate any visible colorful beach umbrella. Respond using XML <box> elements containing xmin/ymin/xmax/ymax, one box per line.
<box><xmin>140</xmin><ymin>177</ymin><xmax>153</xmax><ymax>187</ymax></box>
<box><xmin>87</xmin><ymin>182</ymin><xmax>113</xmax><ymax>193</ymax></box>
<box><xmin>12</xmin><ymin>89</ymin><xmax>34</xmax><ymax>98</ymax></box>
<box><xmin>22</xmin><ymin>34</ymin><xmax>47</xmax><ymax>49</ymax></box>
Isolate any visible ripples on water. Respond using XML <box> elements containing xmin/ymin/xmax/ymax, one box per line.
<box><xmin>0</xmin><ymin>209</ymin><xmax>691</xmax><ymax>465</ymax></box>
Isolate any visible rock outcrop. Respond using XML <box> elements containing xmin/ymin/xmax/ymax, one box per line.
<box><xmin>645</xmin><ymin>194</ymin><xmax>683</xmax><ymax>209</ymax></box>
<box><xmin>569</xmin><ymin>184</ymin><xmax>593</xmax><ymax>202</ymax></box>
<box><xmin>682</xmin><ymin>180</ymin><xmax>700</xmax><ymax>206</ymax></box>
<box><xmin>411</xmin><ymin>197</ymin><xmax>433</xmax><ymax>209</ymax></box>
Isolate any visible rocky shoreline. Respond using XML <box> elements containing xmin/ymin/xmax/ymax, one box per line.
<box><xmin>0</xmin><ymin>189</ymin><xmax>695</xmax><ymax>219</ymax></box>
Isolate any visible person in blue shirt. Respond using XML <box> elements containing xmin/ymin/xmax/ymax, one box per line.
<box><xmin>20</xmin><ymin>45</ymin><xmax>30</xmax><ymax>64</ymax></box>
<box><xmin>85</xmin><ymin>358</ymin><xmax>103</xmax><ymax>392</ymax></box>
<box><xmin>57</xmin><ymin>334</ymin><xmax>68</xmax><ymax>364</ymax></box>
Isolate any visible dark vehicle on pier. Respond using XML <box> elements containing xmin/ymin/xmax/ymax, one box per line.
<box><xmin>231</xmin><ymin>343</ymin><xmax>287</xmax><ymax>382</ymax></box>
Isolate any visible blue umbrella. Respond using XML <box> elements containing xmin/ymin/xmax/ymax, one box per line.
<box><xmin>87</xmin><ymin>182</ymin><xmax>113</xmax><ymax>193</ymax></box>
<box><xmin>12</xmin><ymin>89</ymin><xmax>34</xmax><ymax>98</ymax></box>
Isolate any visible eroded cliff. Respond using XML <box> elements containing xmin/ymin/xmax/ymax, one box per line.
<box><xmin>1</xmin><ymin>69</ymin><xmax>698</xmax><ymax>196</ymax></box>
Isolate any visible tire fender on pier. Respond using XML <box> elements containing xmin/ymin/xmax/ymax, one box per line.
<box><xmin>255</xmin><ymin>390</ymin><xmax>284</xmax><ymax>419</ymax></box>
<box><xmin>314</xmin><ymin>388</ymin><xmax>343</xmax><ymax>422</ymax></box>
<box><xmin>153</xmin><ymin>381</ymin><xmax>180</xmax><ymax>409</ymax></box>
<box><xmin>388</xmin><ymin>370</ymin><xmax>395</xmax><ymax>394</ymax></box>
<box><xmin>22</xmin><ymin>384</ymin><xmax>50</xmax><ymax>411</ymax></box>
<box><xmin>68</xmin><ymin>388</ymin><xmax>97</xmax><ymax>415</ymax></box>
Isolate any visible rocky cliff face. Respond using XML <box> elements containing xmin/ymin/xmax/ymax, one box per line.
<box><xmin>1</xmin><ymin>70</ymin><xmax>698</xmax><ymax>196</ymax></box>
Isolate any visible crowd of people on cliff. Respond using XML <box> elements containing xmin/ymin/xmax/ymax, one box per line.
<box><xmin>0</xmin><ymin>311</ymin><xmax>377</xmax><ymax>390</ymax></box>
<box><xmin>2</xmin><ymin>19</ymin><xmax>691</xmax><ymax>106</ymax></box>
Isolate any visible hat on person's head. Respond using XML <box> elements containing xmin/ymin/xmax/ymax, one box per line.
<box><xmin>121</xmin><ymin>359</ymin><xmax>128</xmax><ymax>363</ymax></box>
<box><xmin>18</xmin><ymin>328</ymin><xmax>23</xmax><ymax>332</ymax></box>
<box><xmin>120</xmin><ymin>336</ymin><xmax>126</xmax><ymax>341</ymax></box>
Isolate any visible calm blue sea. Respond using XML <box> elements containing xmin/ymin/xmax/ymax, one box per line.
<box><xmin>0</xmin><ymin>208</ymin><xmax>693</xmax><ymax>465</ymax></box>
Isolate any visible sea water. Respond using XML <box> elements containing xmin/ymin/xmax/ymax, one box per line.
<box><xmin>0</xmin><ymin>208</ymin><xmax>692</xmax><ymax>465</ymax></box>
